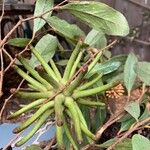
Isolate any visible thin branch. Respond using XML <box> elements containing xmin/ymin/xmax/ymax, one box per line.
<box><xmin>0</xmin><ymin>0</ymin><xmax>68</xmax><ymax>48</ymax></box>
<box><xmin>107</xmin><ymin>117</ymin><xmax>150</xmax><ymax>150</ymax></box>
<box><xmin>4</xmin><ymin>32</ymin><xmax>35</xmax><ymax>73</ymax></box>
<box><xmin>0</xmin><ymin>49</ymin><xmax>4</xmax><ymax>97</ymax></box>
<box><xmin>2</xmin><ymin>48</ymin><xmax>13</xmax><ymax>61</ymax></box>
<box><xmin>127</xmin><ymin>0</ymin><xmax>150</xmax><ymax>10</ymax></box>
<box><xmin>0</xmin><ymin>0</ymin><xmax>5</xmax><ymax>23</ymax></box>
<box><xmin>0</xmin><ymin>0</ymin><xmax>5</xmax><ymax>41</ymax></box>
<box><xmin>44</xmin><ymin>137</ymin><xmax>56</xmax><ymax>150</ymax></box>
<box><xmin>0</xmin><ymin>79</ymin><xmax>25</xmax><ymax>120</ymax></box>
<box><xmin>125</xmin><ymin>36</ymin><xmax>150</xmax><ymax>46</ymax></box>
<box><xmin>2</xmin><ymin>132</ymin><xmax>22</xmax><ymax>150</ymax></box>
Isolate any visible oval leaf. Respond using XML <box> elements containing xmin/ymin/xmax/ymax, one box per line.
<box><xmin>61</xmin><ymin>1</ymin><xmax>129</xmax><ymax>36</ymax></box>
<box><xmin>124</xmin><ymin>101</ymin><xmax>140</xmax><ymax>121</ymax></box>
<box><xmin>135</xmin><ymin>62</ymin><xmax>150</xmax><ymax>85</ymax></box>
<box><xmin>30</xmin><ymin>34</ymin><xmax>58</xmax><ymax>67</ymax></box>
<box><xmin>124</xmin><ymin>52</ymin><xmax>138</xmax><ymax>94</ymax></box>
<box><xmin>34</xmin><ymin>0</ymin><xmax>54</xmax><ymax>33</ymax></box>
<box><xmin>46</xmin><ymin>16</ymin><xmax>85</xmax><ymax>41</ymax></box>
<box><xmin>85</xmin><ymin>29</ymin><xmax>107</xmax><ymax>49</ymax></box>
<box><xmin>132</xmin><ymin>134</ymin><xmax>150</xmax><ymax>150</ymax></box>
<box><xmin>7</xmin><ymin>38</ymin><xmax>31</xmax><ymax>47</ymax></box>
<box><xmin>86</xmin><ymin>56</ymin><xmax>123</xmax><ymax>78</ymax></box>
<box><xmin>119</xmin><ymin>117</ymin><xmax>135</xmax><ymax>133</ymax></box>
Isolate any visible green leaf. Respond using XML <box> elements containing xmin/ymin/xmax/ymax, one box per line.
<box><xmin>7</xmin><ymin>38</ymin><xmax>31</xmax><ymax>47</ymax></box>
<box><xmin>25</xmin><ymin>145</ymin><xmax>42</xmax><ymax>150</ymax></box>
<box><xmin>119</xmin><ymin>117</ymin><xmax>135</xmax><ymax>133</ymax></box>
<box><xmin>124</xmin><ymin>101</ymin><xmax>140</xmax><ymax>121</ymax></box>
<box><xmin>135</xmin><ymin>62</ymin><xmax>150</xmax><ymax>85</ymax></box>
<box><xmin>93</xmin><ymin>108</ymin><xmax>106</xmax><ymax>131</ymax></box>
<box><xmin>61</xmin><ymin>1</ymin><xmax>129</xmax><ymax>36</ymax></box>
<box><xmin>34</xmin><ymin>0</ymin><xmax>54</xmax><ymax>33</ymax></box>
<box><xmin>139</xmin><ymin>108</ymin><xmax>150</xmax><ymax>121</ymax></box>
<box><xmin>99</xmin><ymin>138</ymin><xmax>132</xmax><ymax>150</ymax></box>
<box><xmin>132</xmin><ymin>134</ymin><xmax>150</xmax><ymax>150</ymax></box>
<box><xmin>46</xmin><ymin>16</ymin><xmax>85</xmax><ymax>41</ymax></box>
<box><xmin>86</xmin><ymin>57</ymin><xmax>122</xmax><ymax>78</ymax></box>
<box><xmin>85</xmin><ymin>29</ymin><xmax>107</xmax><ymax>48</ymax></box>
<box><xmin>114</xmin><ymin>139</ymin><xmax>132</xmax><ymax>150</ymax></box>
<box><xmin>124</xmin><ymin>53</ymin><xmax>138</xmax><ymax>94</ymax></box>
<box><xmin>30</xmin><ymin>34</ymin><xmax>58</xmax><ymax>67</ymax></box>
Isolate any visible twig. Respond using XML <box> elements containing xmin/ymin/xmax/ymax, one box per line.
<box><xmin>107</xmin><ymin>117</ymin><xmax>150</xmax><ymax>150</ymax></box>
<box><xmin>0</xmin><ymin>0</ymin><xmax>5</xmax><ymax>23</ymax></box>
<box><xmin>0</xmin><ymin>0</ymin><xmax>68</xmax><ymax>48</ymax></box>
<box><xmin>0</xmin><ymin>49</ymin><xmax>4</xmax><ymax>97</ymax></box>
<box><xmin>125</xmin><ymin>36</ymin><xmax>150</xmax><ymax>46</ymax></box>
<box><xmin>0</xmin><ymin>79</ymin><xmax>25</xmax><ymax>120</ymax></box>
<box><xmin>2</xmin><ymin>132</ymin><xmax>22</xmax><ymax>150</ymax></box>
<box><xmin>44</xmin><ymin>137</ymin><xmax>56</xmax><ymax>150</ymax></box>
<box><xmin>2</xmin><ymin>48</ymin><xmax>13</xmax><ymax>61</ymax></box>
<box><xmin>0</xmin><ymin>0</ymin><xmax>5</xmax><ymax>41</ymax></box>
<box><xmin>4</xmin><ymin>32</ymin><xmax>35</xmax><ymax>73</ymax></box>
<box><xmin>127</xmin><ymin>0</ymin><xmax>150</xmax><ymax>10</ymax></box>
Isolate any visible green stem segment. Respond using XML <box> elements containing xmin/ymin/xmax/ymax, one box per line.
<box><xmin>88</xmin><ymin>51</ymin><xmax>102</xmax><ymax>73</ymax></box>
<box><xmin>39</xmin><ymin>72</ymin><xmax>60</xmax><ymax>89</ymax></box>
<box><xmin>13</xmin><ymin>101</ymin><xmax>54</xmax><ymax>133</ymax></box>
<box><xmin>18</xmin><ymin>56</ymin><xmax>53</xmax><ymax>90</ymax></box>
<box><xmin>54</xmin><ymin>94</ymin><xmax>65</xmax><ymax>126</ymax></box>
<box><xmin>77</xmin><ymin>98</ymin><xmax>105</xmax><ymax>107</ymax></box>
<box><xmin>16</xmin><ymin>91</ymin><xmax>54</xmax><ymax>99</ymax></box>
<box><xmin>63</xmin><ymin>40</ymin><xmax>82</xmax><ymax>81</ymax></box>
<box><xmin>69</xmin><ymin>51</ymin><xmax>84</xmax><ymax>79</ymax></box>
<box><xmin>8</xmin><ymin>99</ymin><xmax>46</xmax><ymax>119</ymax></box>
<box><xmin>56</xmin><ymin>125</ymin><xmax>64</xmax><ymax>150</ymax></box>
<box><xmin>65</xmin><ymin>72</ymin><xmax>85</xmax><ymax>96</ymax></box>
<box><xmin>63</xmin><ymin>117</ymin><xmax>78</xmax><ymax>150</ymax></box>
<box><xmin>65</xmin><ymin>97</ymin><xmax>83</xmax><ymax>143</ymax></box>
<box><xmin>31</xmin><ymin>47</ymin><xmax>59</xmax><ymax>82</ymax></box>
<box><xmin>14</xmin><ymin>65</ymin><xmax>47</xmax><ymax>92</ymax></box>
<box><xmin>80</xmin><ymin>123</ymin><xmax>96</xmax><ymax>140</ymax></box>
<box><xmin>50</xmin><ymin>59</ymin><xmax>62</xmax><ymax>80</ymax></box>
<box><xmin>16</xmin><ymin>109</ymin><xmax>54</xmax><ymax>147</ymax></box>
<box><xmin>77</xmin><ymin>74</ymin><xmax>103</xmax><ymax>91</ymax></box>
<box><xmin>73</xmin><ymin>82</ymin><xmax>118</xmax><ymax>99</ymax></box>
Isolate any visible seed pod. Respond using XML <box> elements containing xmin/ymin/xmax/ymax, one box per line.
<box><xmin>88</xmin><ymin>51</ymin><xmax>102</xmax><ymax>73</ymax></box>
<box><xmin>73</xmin><ymin>81</ymin><xmax>119</xmax><ymax>99</ymax></box>
<box><xmin>65</xmin><ymin>72</ymin><xmax>86</xmax><ymax>96</ymax></box>
<box><xmin>77</xmin><ymin>98</ymin><xmax>105</xmax><ymax>107</ymax></box>
<box><xmin>63</xmin><ymin>40</ymin><xmax>82</xmax><ymax>81</ymax></box>
<box><xmin>16</xmin><ymin>109</ymin><xmax>54</xmax><ymax>147</ymax></box>
<box><xmin>63</xmin><ymin>117</ymin><xmax>78</xmax><ymax>150</ymax></box>
<box><xmin>54</xmin><ymin>94</ymin><xmax>65</xmax><ymax>126</ymax></box>
<box><xmin>50</xmin><ymin>59</ymin><xmax>62</xmax><ymax>80</ymax></box>
<box><xmin>80</xmin><ymin>123</ymin><xmax>96</xmax><ymax>140</ymax></box>
<box><xmin>65</xmin><ymin>97</ymin><xmax>83</xmax><ymax>143</ymax></box>
<box><xmin>56</xmin><ymin>125</ymin><xmax>64</xmax><ymax>150</ymax></box>
<box><xmin>69</xmin><ymin>51</ymin><xmax>84</xmax><ymax>79</ymax></box>
<box><xmin>13</xmin><ymin>101</ymin><xmax>54</xmax><ymax>133</ymax></box>
<box><xmin>73</xmin><ymin>102</ymin><xmax>88</xmax><ymax>128</ymax></box>
<box><xmin>15</xmin><ymin>91</ymin><xmax>54</xmax><ymax>100</ymax></box>
<box><xmin>14</xmin><ymin>65</ymin><xmax>47</xmax><ymax>92</ymax></box>
<box><xmin>18</xmin><ymin>56</ymin><xmax>53</xmax><ymax>90</ymax></box>
<box><xmin>77</xmin><ymin>73</ymin><xmax>103</xmax><ymax>91</ymax></box>
<box><xmin>8</xmin><ymin>99</ymin><xmax>46</xmax><ymax>119</ymax></box>
<box><xmin>31</xmin><ymin>47</ymin><xmax>58</xmax><ymax>82</ymax></box>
